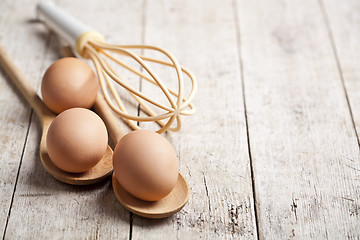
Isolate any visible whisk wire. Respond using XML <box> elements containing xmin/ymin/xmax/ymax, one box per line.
<box><xmin>91</xmin><ymin>41</ymin><xmax>179</xmax><ymax>110</ymax></box>
<box><xmin>85</xmin><ymin>41</ymin><xmax>196</xmax><ymax>133</ymax></box>
<box><xmin>91</xmin><ymin>48</ymin><xmax>178</xmax><ymax>121</ymax></box>
<box><xmin>102</xmin><ymin>57</ymin><xmax>175</xmax><ymax>130</ymax></box>
<box><xmin>101</xmin><ymin>50</ymin><xmax>195</xmax><ymax>114</ymax></box>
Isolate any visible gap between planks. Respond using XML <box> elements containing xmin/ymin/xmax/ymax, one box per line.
<box><xmin>2</xmin><ymin>111</ymin><xmax>33</xmax><ymax>240</ymax></box>
<box><xmin>1</xmin><ymin>29</ymin><xmax>54</xmax><ymax>240</ymax></box>
<box><xmin>318</xmin><ymin>0</ymin><xmax>360</xmax><ymax>148</ymax></box>
<box><xmin>232</xmin><ymin>0</ymin><xmax>260</xmax><ymax>239</ymax></box>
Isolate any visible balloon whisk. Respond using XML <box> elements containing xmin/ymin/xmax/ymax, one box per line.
<box><xmin>37</xmin><ymin>1</ymin><xmax>197</xmax><ymax>133</ymax></box>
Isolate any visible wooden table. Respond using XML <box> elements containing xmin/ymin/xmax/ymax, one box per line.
<box><xmin>1</xmin><ymin>0</ymin><xmax>359</xmax><ymax>239</ymax></box>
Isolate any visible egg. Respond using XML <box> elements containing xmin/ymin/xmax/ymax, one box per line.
<box><xmin>41</xmin><ymin>57</ymin><xmax>98</xmax><ymax>114</ymax></box>
<box><xmin>47</xmin><ymin>108</ymin><xmax>108</xmax><ymax>173</ymax></box>
<box><xmin>113</xmin><ymin>130</ymin><xmax>179</xmax><ymax>201</ymax></box>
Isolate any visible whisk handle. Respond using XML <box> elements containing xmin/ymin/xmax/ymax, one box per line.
<box><xmin>37</xmin><ymin>1</ymin><xmax>90</xmax><ymax>47</ymax></box>
<box><xmin>37</xmin><ymin>1</ymin><xmax>104</xmax><ymax>56</ymax></box>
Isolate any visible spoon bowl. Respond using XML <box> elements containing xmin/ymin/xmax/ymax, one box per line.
<box><xmin>40</xmin><ymin>115</ymin><xmax>113</xmax><ymax>185</ymax></box>
<box><xmin>0</xmin><ymin>45</ymin><xmax>113</xmax><ymax>185</ymax></box>
<box><xmin>112</xmin><ymin>173</ymin><xmax>190</xmax><ymax>219</ymax></box>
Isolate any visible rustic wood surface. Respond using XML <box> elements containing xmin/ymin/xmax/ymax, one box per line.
<box><xmin>0</xmin><ymin>0</ymin><xmax>359</xmax><ymax>239</ymax></box>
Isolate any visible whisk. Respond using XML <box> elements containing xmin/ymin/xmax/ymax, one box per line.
<box><xmin>37</xmin><ymin>1</ymin><xmax>197</xmax><ymax>134</ymax></box>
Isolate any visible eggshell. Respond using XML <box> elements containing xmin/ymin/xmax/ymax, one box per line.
<box><xmin>47</xmin><ymin>108</ymin><xmax>108</xmax><ymax>173</ymax></box>
<box><xmin>113</xmin><ymin>130</ymin><xmax>179</xmax><ymax>201</ymax></box>
<box><xmin>41</xmin><ymin>57</ymin><xmax>98</xmax><ymax>114</ymax></box>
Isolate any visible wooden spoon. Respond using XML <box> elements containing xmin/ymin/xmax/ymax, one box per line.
<box><xmin>0</xmin><ymin>44</ymin><xmax>190</xmax><ymax>216</ymax></box>
<box><xmin>94</xmin><ymin>91</ymin><xmax>191</xmax><ymax>218</ymax></box>
<box><xmin>112</xmin><ymin>173</ymin><xmax>190</xmax><ymax>219</ymax></box>
<box><xmin>0</xmin><ymin>45</ymin><xmax>113</xmax><ymax>185</ymax></box>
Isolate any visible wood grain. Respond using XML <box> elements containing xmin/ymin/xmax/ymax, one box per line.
<box><xmin>132</xmin><ymin>0</ymin><xmax>257</xmax><ymax>239</ymax></box>
<box><xmin>0</xmin><ymin>0</ymin><xmax>50</xmax><ymax>237</ymax></box>
<box><xmin>236</xmin><ymin>0</ymin><xmax>360</xmax><ymax>238</ymax></box>
<box><xmin>322</xmin><ymin>0</ymin><xmax>360</xmax><ymax>143</ymax></box>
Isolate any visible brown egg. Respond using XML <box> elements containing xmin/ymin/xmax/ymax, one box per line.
<box><xmin>47</xmin><ymin>108</ymin><xmax>108</xmax><ymax>173</ymax></box>
<box><xmin>113</xmin><ymin>130</ymin><xmax>179</xmax><ymax>201</ymax></box>
<box><xmin>41</xmin><ymin>57</ymin><xmax>98</xmax><ymax>114</ymax></box>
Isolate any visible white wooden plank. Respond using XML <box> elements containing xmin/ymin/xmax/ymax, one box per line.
<box><xmin>132</xmin><ymin>0</ymin><xmax>257</xmax><ymax>239</ymax></box>
<box><xmin>322</xmin><ymin>0</ymin><xmax>360</xmax><ymax>143</ymax></box>
<box><xmin>0</xmin><ymin>0</ymin><xmax>50</xmax><ymax>236</ymax></box>
<box><xmin>1</xmin><ymin>0</ymin><xmax>143</xmax><ymax>238</ymax></box>
<box><xmin>236</xmin><ymin>0</ymin><xmax>360</xmax><ymax>238</ymax></box>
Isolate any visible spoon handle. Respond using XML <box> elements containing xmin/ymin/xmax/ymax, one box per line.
<box><xmin>94</xmin><ymin>94</ymin><xmax>124</xmax><ymax>144</ymax></box>
<box><xmin>0</xmin><ymin>45</ymin><xmax>53</xmax><ymax>123</ymax></box>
